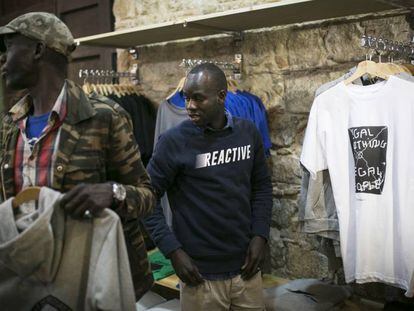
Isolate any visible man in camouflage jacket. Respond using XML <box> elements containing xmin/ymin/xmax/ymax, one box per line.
<box><xmin>0</xmin><ymin>12</ymin><xmax>155</xmax><ymax>300</ymax></box>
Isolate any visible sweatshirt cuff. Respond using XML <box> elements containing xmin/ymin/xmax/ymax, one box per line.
<box><xmin>157</xmin><ymin>233</ymin><xmax>183</xmax><ymax>257</ymax></box>
<box><xmin>252</xmin><ymin>221</ymin><xmax>270</xmax><ymax>241</ymax></box>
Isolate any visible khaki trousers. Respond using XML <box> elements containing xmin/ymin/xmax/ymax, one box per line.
<box><xmin>180</xmin><ymin>272</ymin><xmax>265</xmax><ymax>311</ymax></box>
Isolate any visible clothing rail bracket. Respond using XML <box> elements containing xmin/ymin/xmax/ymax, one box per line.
<box><xmin>78</xmin><ymin>68</ymin><xmax>140</xmax><ymax>85</ymax></box>
<box><xmin>360</xmin><ymin>34</ymin><xmax>414</xmax><ymax>62</ymax></box>
<box><xmin>128</xmin><ymin>48</ymin><xmax>139</xmax><ymax>60</ymax></box>
<box><xmin>180</xmin><ymin>54</ymin><xmax>243</xmax><ymax>80</ymax></box>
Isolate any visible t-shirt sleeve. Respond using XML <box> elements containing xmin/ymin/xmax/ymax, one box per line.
<box><xmin>300</xmin><ymin>99</ymin><xmax>328</xmax><ymax>179</ymax></box>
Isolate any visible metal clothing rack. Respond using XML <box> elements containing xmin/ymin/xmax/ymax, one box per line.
<box><xmin>360</xmin><ymin>34</ymin><xmax>414</xmax><ymax>62</ymax></box>
<box><xmin>78</xmin><ymin>64</ymin><xmax>139</xmax><ymax>84</ymax></box>
<box><xmin>179</xmin><ymin>54</ymin><xmax>243</xmax><ymax>79</ymax></box>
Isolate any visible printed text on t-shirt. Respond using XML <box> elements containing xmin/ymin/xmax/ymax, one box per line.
<box><xmin>195</xmin><ymin>145</ymin><xmax>251</xmax><ymax>169</ymax></box>
<box><xmin>348</xmin><ymin>126</ymin><xmax>388</xmax><ymax>194</ymax></box>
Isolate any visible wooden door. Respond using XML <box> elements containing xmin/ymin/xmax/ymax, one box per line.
<box><xmin>0</xmin><ymin>0</ymin><xmax>115</xmax><ymax>85</ymax></box>
<box><xmin>0</xmin><ymin>0</ymin><xmax>56</xmax><ymax>25</ymax></box>
<box><xmin>57</xmin><ymin>0</ymin><xmax>115</xmax><ymax>84</ymax></box>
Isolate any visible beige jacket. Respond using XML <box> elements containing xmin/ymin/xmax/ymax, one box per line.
<box><xmin>0</xmin><ymin>187</ymin><xmax>136</xmax><ymax>310</ymax></box>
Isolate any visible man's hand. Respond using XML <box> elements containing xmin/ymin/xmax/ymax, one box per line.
<box><xmin>60</xmin><ymin>183</ymin><xmax>113</xmax><ymax>218</ymax></box>
<box><xmin>241</xmin><ymin>236</ymin><xmax>266</xmax><ymax>280</ymax></box>
<box><xmin>170</xmin><ymin>248</ymin><xmax>204</xmax><ymax>287</ymax></box>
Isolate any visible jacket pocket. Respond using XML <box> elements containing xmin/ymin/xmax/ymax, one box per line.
<box><xmin>63</xmin><ymin>156</ymin><xmax>106</xmax><ymax>187</ymax></box>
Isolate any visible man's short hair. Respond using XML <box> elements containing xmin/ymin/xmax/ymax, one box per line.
<box><xmin>188</xmin><ymin>63</ymin><xmax>227</xmax><ymax>92</ymax></box>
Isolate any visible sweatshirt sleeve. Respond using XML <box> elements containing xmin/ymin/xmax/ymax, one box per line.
<box><xmin>250</xmin><ymin>126</ymin><xmax>273</xmax><ymax>240</ymax></box>
<box><xmin>143</xmin><ymin>133</ymin><xmax>182</xmax><ymax>256</ymax></box>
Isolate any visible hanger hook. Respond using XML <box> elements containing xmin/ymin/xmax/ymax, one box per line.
<box><xmin>80</xmin><ymin>69</ymin><xmax>89</xmax><ymax>85</ymax></box>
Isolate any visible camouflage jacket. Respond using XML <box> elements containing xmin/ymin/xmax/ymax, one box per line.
<box><xmin>0</xmin><ymin>80</ymin><xmax>155</xmax><ymax>300</ymax></box>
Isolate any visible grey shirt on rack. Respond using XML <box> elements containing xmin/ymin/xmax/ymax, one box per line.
<box><xmin>154</xmin><ymin>100</ymin><xmax>188</xmax><ymax>228</ymax></box>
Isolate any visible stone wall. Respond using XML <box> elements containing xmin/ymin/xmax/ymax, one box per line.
<box><xmin>113</xmin><ymin>0</ymin><xmax>413</xmax><ymax>289</ymax></box>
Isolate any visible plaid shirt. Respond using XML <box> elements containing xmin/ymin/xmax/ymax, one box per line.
<box><xmin>12</xmin><ymin>83</ymin><xmax>67</xmax><ymax>194</ymax></box>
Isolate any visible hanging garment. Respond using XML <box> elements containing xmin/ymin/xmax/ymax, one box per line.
<box><xmin>0</xmin><ymin>187</ymin><xmax>136</xmax><ymax>310</ymax></box>
<box><xmin>154</xmin><ymin>100</ymin><xmax>189</xmax><ymax>228</ymax></box>
<box><xmin>108</xmin><ymin>93</ymin><xmax>156</xmax><ymax>166</ymax></box>
<box><xmin>299</xmin><ymin>71</ymin><xmax>414</xmax><ymax>255</ymax></box>
<box><xmin>298</xmin><ymin>167</ymin><xmax>341</xmax><ymax>258</ymax></box>
<box><xmin>298</xmin><ymin>167</ymin><xmax>339</xmax><ymax>238</ymax></box>
<box><xmin>264</xmin><ymin>279</ymin><xmax>352</xmax><ymax>311</ymax></box>
<box><xmin>301</xmin><ymin>75</ymin><xmax>414</xmax><ymax>297</ymax></box>
<box><xmin>315</xmin><ymin>69</ymin><xmax>414</xmax><ymax>98</ymax></box>
<box><xmin>154</xmin><ymin>99</ymin><xmax>189</xmax><ymax>146</ymax></box>
<box><xmin>228</xmin><ymin>91</ymin><xmax>272</xmax><ymax>155</ymax></box>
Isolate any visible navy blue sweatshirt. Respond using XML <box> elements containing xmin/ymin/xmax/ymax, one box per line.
<box><xmin>144</xmin><ymin>116</ymin><xmax>272</xmax><ymax>274</ymax></box>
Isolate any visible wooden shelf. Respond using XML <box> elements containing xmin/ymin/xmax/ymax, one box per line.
<box><xmin>75</xmin><ymin>0</ymin><xmax>402</xmax><ymax>48</ymax></box>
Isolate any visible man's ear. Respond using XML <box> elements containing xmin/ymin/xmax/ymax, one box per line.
<box><xmin>34</xmin><ymin>42</ymin><xmax>46</xmax><ymax>60</ymax></box>
<box><xmin>217</xmin><ymin>90</ymin><xmax>227</xmax><ymax>104</ymax></box>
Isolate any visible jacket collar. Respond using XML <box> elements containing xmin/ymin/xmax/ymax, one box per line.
<box><xmin>7</xmin><ymin>80</ymin><xmax>95</xmax><ymax>126</ymax></box>
<box><xmin>65</xmin><ymin>80</ymin><xmax>96</xmax><ymax>125</ymax></box>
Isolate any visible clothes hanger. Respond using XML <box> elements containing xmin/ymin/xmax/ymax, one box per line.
<box><xmin>113</xmin><ymin>84</ymin><xmax>122</xmax><ymax>98</ymax></box>
<box><xmin>105</xmin><ymin>84</ymin><xmax>113</xmax><ymax>96</ymax></box>
<box><xmin>126</xmin><ymin>84</ymin><xmax>134</xmax><ymax>95</ymax></box>
<box><xmin>402</xmin><ymin>63</ymin><xmax>414</xmax><ymax>75</ymax></box>
<box><xmin>98</xmin><ymin>84</ymin><xmax>105</xmax><ymax>96</ymax></box>
<box><xmin>385</xmin><ymin>52</ymin><xmax>411</xmax><ymax>75</ymax></box>
<box><xmin>379</xmin><ymin>62</ymin><xmax>409</xmax><ymax>76</ymax></box>
<box><xmin>12</xmin><ymin>186</ymin><xmax>41</xmax><ymax>209</ymax></box>
<box><xmin>389</xmin><ymin>63</ymin><xmax>410</xmax><ymax>74</ymax></box>
<box><xmin>120</xmin><ymin>85</ymin><xmax>127</xmax><ymax>97</ymax></box>
<box><xmin>103</xmin><ymin>84</ymin><xmax>111</xmax><ymax>96</ymax></box>
<box><xmin>166</xmin><ymin>77</ymin><xmax>186</xmax><ymax>100</ymax></box>
<box><xmin>132</xmin><ymin>85</ymin><xmax>141</xmax><ymax>95</ymax></box>
<box><xmin>82</xmin><ymin>83</ymin><xmax>90</xmax><ymax>94</ymax></box>
<box><xmin>227</xmin><ymin>77</ymin><xmax>239</xmax><ymax>93</ymax></box>
<box><xmin>344</xmin><ymin>60</ymin><xmax>391</xmax><ymax>85</ymax></box>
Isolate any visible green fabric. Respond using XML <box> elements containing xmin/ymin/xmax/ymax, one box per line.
<box><xmin>149</xmin><ymin>250</ymin><xmax>175</xmax><ymax>281</ymax></box>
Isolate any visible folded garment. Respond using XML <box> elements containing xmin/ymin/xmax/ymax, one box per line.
<box><xmin>264</xmin><ymin>279</ymin><xmax>352</xmax><ymax>311</ymax></box>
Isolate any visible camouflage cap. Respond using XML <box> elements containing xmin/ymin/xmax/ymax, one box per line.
<box><xmin>0</xmin><ymin>12</ymin><xmax>76</xmax><ymax>57</ymax></box>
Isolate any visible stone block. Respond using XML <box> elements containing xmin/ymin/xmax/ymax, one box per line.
<box><xmin>271</xmin><ymin>198</ymin><xmax>297</xmax><ymax>229</ymax></box>
<box><xmin>272</xmin><ymin>152</ymin><xmax>302</xmax><ymax>185</ymax></box>
<box><xmin>268</xmin><ymin>112</ymin><xmax>308</xmax><ymax>148</ymax></box>
<box><xmin>269</xmin><ymin>227</ymin><xmax>287</xmax><ymax>271</ymax></box>
<box><xmin>323</xmin><ymin>23</ymin><xmax>364</xmax><ymax>64</ymax></box>
<box><xmin>283</xmin><ymin>69</ymin><xmax>350</xmax><ymax>114</ymax></box>
<box><xmin>286</xmin><ymin>28</ymin><xmax>334</xmax><ymax>71</ymax></box>
<box><xmin>361</xmin><ymin>15</ymin><xmax>412</xmax><ymax>44</ymax></box>
<box><xmin>286</xmin><ymin>245</ymin><xmax>329</xmax><ymax>278</ymax></box>
<box><xmin>272</xmin><ymin>182</ymin><xmax>301</xmax><ymax>198</ymax></box>
<box><xmin>243</xmin><ymin>30</ymin><xmax>289</xmax><ymax>72</ymax></box>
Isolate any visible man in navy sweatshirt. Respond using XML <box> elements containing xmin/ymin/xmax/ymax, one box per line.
<box><xmin>144</xmin><ymin>63</ymin><xmax>272</xmax><ymax>310</ymax></box>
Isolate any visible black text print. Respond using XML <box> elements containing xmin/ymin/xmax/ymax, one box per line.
<box><xmin>348</xmin><ymin>126</ymin><xmax>388</xmax><ymax>194</ymax></box>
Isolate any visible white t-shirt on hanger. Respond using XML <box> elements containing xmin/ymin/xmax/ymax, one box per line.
<box><xmin>301</xmin><ymin>75</ymin><xmax>414</xmax><ymax>297</ymax></box>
